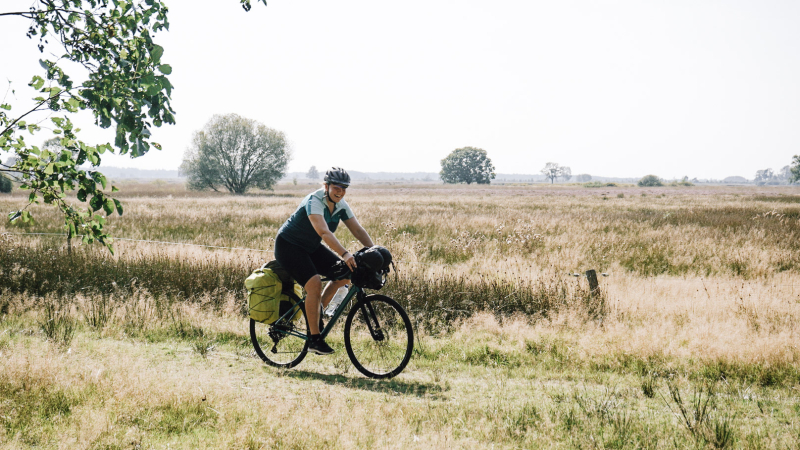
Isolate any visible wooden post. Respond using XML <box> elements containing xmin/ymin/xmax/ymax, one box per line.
<box><xmin>585</xmin><ymin>269</ymin><xmax>599</xmax><ymax>298</ymax></box>
<box><xmin>584</xmin><ymin>269</ymin><xmax>605</xmax><ymax>322</ymax></box>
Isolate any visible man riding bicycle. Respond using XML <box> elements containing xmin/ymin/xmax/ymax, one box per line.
<box><xmin>274</xmin><ymin>167</ymin><xmax>374</xmax><ymax>355</ymax></box>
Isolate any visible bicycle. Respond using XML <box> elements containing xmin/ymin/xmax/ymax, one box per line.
<box><xmin>249</xmin><ymin>269</ymin><xmax>414</xmax><ymax>379</ymax></box>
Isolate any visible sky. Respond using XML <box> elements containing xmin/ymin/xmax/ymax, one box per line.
<box><xmin>2</xmin><ymin>0</ymin><xmax>800</xmax><ymax>179</ymax></box>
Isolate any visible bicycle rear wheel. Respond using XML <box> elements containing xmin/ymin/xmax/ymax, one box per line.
<box><xmin>250</xmin><ymin>304</ymin><xmax>309</xmax><ymax>368</ymax></box>
<box><xmin>344</xmin><ymin>295</ymin><xmax>413</xmax><ymax>379</ymax></box>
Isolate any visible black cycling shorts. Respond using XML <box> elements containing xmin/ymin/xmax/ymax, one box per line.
<box><xmin>274</xmin><ymin>235</ymin><xmax>341</xmax><ymax>287</ymax></box>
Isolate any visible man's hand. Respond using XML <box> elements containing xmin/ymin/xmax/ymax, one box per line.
<box><xmin>343</xmin><ymin>252</ymin><xmax>357</xmax><ymax>271</ymax></box>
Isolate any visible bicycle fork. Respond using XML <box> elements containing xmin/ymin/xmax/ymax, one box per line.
<box><xmin>359</xmin><ymin>301</ymin><xmax>385</xmax><ymax>342</ymax></box>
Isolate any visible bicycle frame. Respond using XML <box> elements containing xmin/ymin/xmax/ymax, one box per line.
<box><xmin>270</xmin><ymin>282</ymin><xmax>364</xmax><ymax>341</ymax></box>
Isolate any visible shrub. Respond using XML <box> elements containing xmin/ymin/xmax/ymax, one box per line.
<box><xmin>638</xmin><ymin>175</ymin><xmax>662</xmax><ymax>187</ymax></box>
<box><xmin>0</xmin><ymin>174</ymin><xmax>12</xmax><ymax>193</ymax></box>
<box><xmin>584</xmin><ymin>182</ymin><xmax>617</xmax><ymax>188</ymax></box>
<box><xmin>669</xmin><ymin>177</ymin><xmax>694</xmax><ymax>187</ymax></box>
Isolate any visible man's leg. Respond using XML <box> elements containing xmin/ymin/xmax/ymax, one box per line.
<box><xmin>305</xmin><ymin>275</ymin><xmax>323</xmax><ymax>335</ymax></box>
<box><xmin>304</xmin><ymin>275</ymin><xmax>335</xmax><ymax>355</ymax></box>
<box><xmin>320</xmin><ymin>278</ymin><xmax>349</xmax><ymax>309</ymax></box>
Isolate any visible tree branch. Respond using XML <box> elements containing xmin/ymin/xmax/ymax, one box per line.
<box><xmin>0</xmin><ymin>91</ymin><xmax>63</xmax><ymax>137</ymax></box>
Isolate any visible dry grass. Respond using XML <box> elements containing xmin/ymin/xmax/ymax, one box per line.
<box><xmin>1</xmin><ymin>182</ymin><xmax>800</xmax><ymax>447</ymax></box>
<box><xmin>0</xmin><ymin>295</ymin><xmax>798</xmax><ymax>448</ymax></box>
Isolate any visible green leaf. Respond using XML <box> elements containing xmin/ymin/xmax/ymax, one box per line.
<box><xmin>29</xmin><ymin>76</ymin><xmax>45</xmax><ymax>90</ymax></box>
<box><xmin>93</xmin><ymin>172</ymin><xmax>107</xmax><ymax>189</ymax></box>
<box><xmin>113</xmin><ymin>198</ymin><xmax>124</xmax><ymax>215</ymax></box>
<box><xmin>89</xmin><ymin>195</ymin><xmax>103</xmax><ymax>212</ymax></box>
<box><xmin>158</xmin><ymin>64</ymin><xmax>172</xmax><ymax>75</ymax></box>
<box><xmin>151</xmin><ymin>44</ymin><xmax>164</xmax><ymax>63</ymax></box>
<box><xmin>102</xmin><ymin>198</ymin><xmax>114</xmax><ymax>216</ymax></box>
<box><xmin>8</xmin><ymin>211</ymin><xmax>22</xmax><ymax>221</ymax></box>
<box><xmin>77</xmin><ymin>188</ymin><xmax>87</xmax><ymax>202</ymax></box>
<box><xmin>111</xmin><ymin>185</ymin><xmax>119</xmax><ymax>192</ymax></box>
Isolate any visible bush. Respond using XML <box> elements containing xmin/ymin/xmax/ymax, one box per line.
<box><xmin>638</xmin><ymin>175</ymin><xmax>662</xmax><ymax>187</ymax></box>
<box><xmin>0</xmin><ymin>174</ymin><xmax>12</xmax><ymax>193</ymax></box>
<box><xmin>584</xmin><ymin>182</ymin><xmax>617</xmax><ymax>188</ymax></box>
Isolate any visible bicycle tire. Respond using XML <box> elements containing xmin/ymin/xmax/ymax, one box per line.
<box><xmin>250</xmin><ymin>303</ymin><xmax>309</xmax><ymax>369</ymax></box>
<box><xmin>344</xmin><ymin>294</ymin><xmax>413</xmax><ymax>379</ymax></box>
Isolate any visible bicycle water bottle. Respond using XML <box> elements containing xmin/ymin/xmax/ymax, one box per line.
<box><xmin>325</xmin><ymin>285</ymin><xmax>349</xmax><ymax>317</ymax></box>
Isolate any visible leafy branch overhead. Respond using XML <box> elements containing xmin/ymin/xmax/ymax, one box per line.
<box><xmin>1</xmin><ymin>0</ymin><xmax>265</xmax><ymax>250</ymax></box>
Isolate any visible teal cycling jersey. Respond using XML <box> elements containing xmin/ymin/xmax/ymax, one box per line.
<box><xmin>276</xmin><ymin>189</ymin><xmax>355</xmax><ymax>252</ymax></box>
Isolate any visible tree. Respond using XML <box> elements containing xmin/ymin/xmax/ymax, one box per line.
<box><xmin>638</xmin><ymin>175</ymin><xmax>663</xmax><ymax>187</ymax></box>
<box><xmin>778</xmin><ymin>165</ymin><xmax>791</xmax><ymax>182</ymax></box>
<box><xmin>754</xmin><ymin>168</ymin><xmax>775</xmax><ymax>184</ymax></box>
<box><xmin>181</xmin><ymin>114</ymin><xmax>290</xmax><ymax>194</ymax></box>
<box><xmin>560</xmin><ymin>166</ymin><xmax>572</xmax><ymax>182</ymax></box>
<box><xmin>440</xmin><ymin>147</ymin><xmax>496</xmax><ymax>184</ymax></box>
<box><xmin>0</xmin><ymin>174</ymin><xmax>11</xmax><ymax>193</ymax></box>
<box><xmin>541</xmin><ymin>162</ymin><xmax>570</xmax><ymax>184</ymax></box>
<box><xmin>307</xmin><ymin>165</ymin><xmax>319</xmax><ymax>179</ymax></box>
<box><xmin>1</xmin><ymin>0</ymin><xmax>265</xmax><ymax>249</ymax></box>
<box><xmin>575</xmin><ymin>174</ymin><xmax>592</xmax><ymax>182</ymax></box>
<box><xmin>723</xmin><ymin>176</ymin><xmax>747</xmax><ymax>183</ymax></box>
<box><xmin>791</xmin><ymin>155</ymin><xmax>800</xmax><ymax>184</ymax></box>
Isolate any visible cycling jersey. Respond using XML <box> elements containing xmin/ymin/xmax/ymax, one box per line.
<box><xmin>276</xmin><ymin>189</ymin><xmax>355</xmax><ymax>253</ymax></box>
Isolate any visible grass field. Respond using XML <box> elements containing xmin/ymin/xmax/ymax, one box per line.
<box><xmin>1</xmin><ymin>182</ymin><xmax>799</xmax><ymax>448</ymax></box>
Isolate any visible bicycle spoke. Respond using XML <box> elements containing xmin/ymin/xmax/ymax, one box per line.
<box><xmin>250</xmin><ymin>307</ymin><xmax>309</xmax><ymax>368</ymax></box>
<box><xmin>345</xmin><ymin>295</ymin><xmax>413</xmax><ymax>379</ymax></box>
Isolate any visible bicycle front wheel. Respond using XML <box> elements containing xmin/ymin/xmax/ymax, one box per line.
<box><xmin>250</xmin><ymin>304</ymin><xmax>309</xmax><ymax>368</ymax></box>
<box><xmin>344</xmin><ymin>295</ymin><xmax>413</xmax><ymax>379</ymax></box>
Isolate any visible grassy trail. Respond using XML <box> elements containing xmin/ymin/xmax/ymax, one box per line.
<box><xmin>1</xmin><ymin>303</ymin><xmax>798</xmax><ymax>449</ymax></box>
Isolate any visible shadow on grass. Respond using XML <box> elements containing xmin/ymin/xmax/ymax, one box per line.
<box><xmin>283</xmin><ymin>370</ymin><xmax>447</xmax><ymax>399</ymax></box>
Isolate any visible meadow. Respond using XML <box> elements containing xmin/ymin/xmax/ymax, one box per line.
<box><xmin>1</xmin><ymin>181</ymin><xmax>799</xmax><ymax>449</ymax></box>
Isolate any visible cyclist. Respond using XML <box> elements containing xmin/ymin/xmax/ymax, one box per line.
<box><xmin>274</xmin><ymin>167</ymin><xmax>374</xmax><ymax>355</ymax></box>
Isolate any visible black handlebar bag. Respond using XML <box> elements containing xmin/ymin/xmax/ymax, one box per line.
<box><xmin>351</xmin><ymin>246</ymin><xmax>393</xmax><ymax>290</ymax></box>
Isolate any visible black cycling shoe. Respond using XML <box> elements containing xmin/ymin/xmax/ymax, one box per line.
<box><xmin>308</xmin><ymin>337</ymin><xmax>334</xmax><ymax>355</ymax></box>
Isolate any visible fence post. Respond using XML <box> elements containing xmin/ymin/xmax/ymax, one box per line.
<box><xmin>585</xmin><ymin>269</ymin><xmax>599</xmax><ymax>298</ymax></box>
<box><xmin>584</xmin><ymin>269</ymin><xmax>606</xmax><ymax>322</ymax></box>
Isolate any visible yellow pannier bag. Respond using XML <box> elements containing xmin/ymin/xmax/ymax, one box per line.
<box><xmin>245</xmin><ymin>267</ymin><xmax>303</xmax><ymax>324</ymax></box>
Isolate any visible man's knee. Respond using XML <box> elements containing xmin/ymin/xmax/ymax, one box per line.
<box><xmin>304</xmin><ymin>275</ymin><xmax>322</xmax><ymax>293</ymax></box>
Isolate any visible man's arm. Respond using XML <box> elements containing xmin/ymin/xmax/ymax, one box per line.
<box><xmin>309</xmin><ymin>214</ymin><xmax>357</xmax><ymax>269</ymax></box>
<box><xmin>343</xmin><ymin>217</ymin><xmax>375</xmax><ymax>248</ymax></box>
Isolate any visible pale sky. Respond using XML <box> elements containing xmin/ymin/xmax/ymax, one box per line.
<box><xmin>2</xmin><ymin>0</ymin><xmax>800</xmax><ymax>179</ymax></box>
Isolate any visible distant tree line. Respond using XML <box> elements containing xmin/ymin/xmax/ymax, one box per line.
<box><xmin>755</xmin><ymin>158</ymin><xmax>800</xmax><ymax>185</ymax></box>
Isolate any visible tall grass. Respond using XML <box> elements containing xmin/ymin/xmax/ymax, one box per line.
<box><xmin>0</xmin><ymin>240</ymin><xmax>594</xmax><ymax>323</ymax></box>
<box><xmin>3</xmin><ymin>184</ymin><xmax>800</xmax><ymax>278</ymax></box>
<box><xmin>0</xmin><ymin>241</ymin><xmax>254</xmax><ymax>304</ymax></box>
<box><xmin>1</xmin><ymin>183</ymin><xmax>799</xmax><ymax>447</ymax></box>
